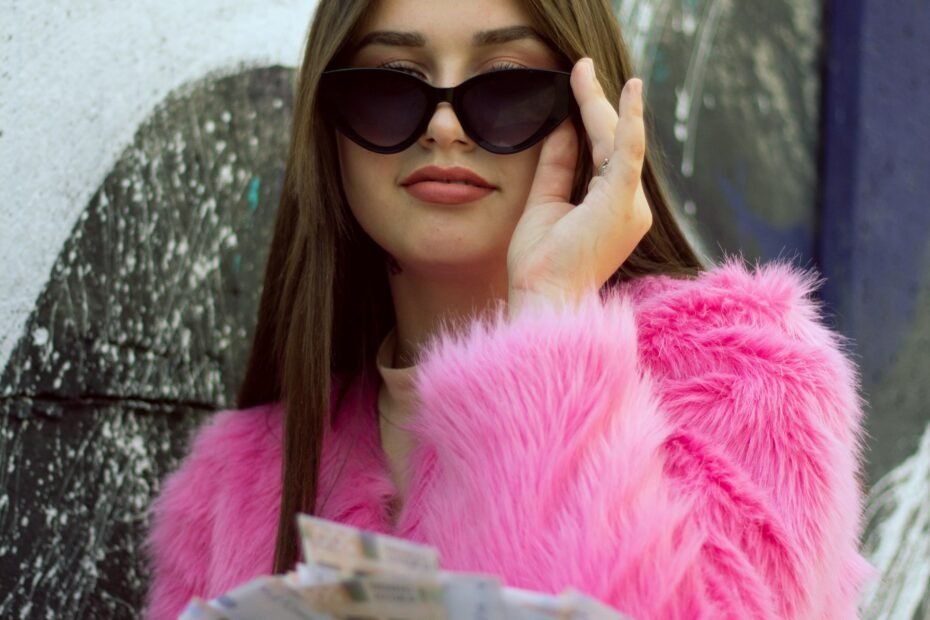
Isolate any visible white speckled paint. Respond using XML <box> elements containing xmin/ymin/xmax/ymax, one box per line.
<box><xmin>860</xmin><ymin>422</ymin><xmax>930</xmax><ymax>618</ymax></box>
<box><xmin>0</xmin><ymin>0</ymin><xmax>318</xmax><ymax>369</ymax></box>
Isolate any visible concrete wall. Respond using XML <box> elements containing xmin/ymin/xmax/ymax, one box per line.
<box><xmin>1</xmin><ymin>0</ymin><xmax>926</xmax><ymax>617</ymax></box>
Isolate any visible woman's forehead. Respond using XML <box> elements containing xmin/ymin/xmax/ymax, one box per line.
<box><xmin>355</xmin><ymin>0</ymin><xmax>536</xmax><ymax>47</ymax></box>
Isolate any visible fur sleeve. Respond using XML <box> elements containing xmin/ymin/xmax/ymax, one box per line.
<box><xmin>404</xmin><ymin>263</ymin><xmax>870</xmax><ymax>619</ymax></box>
<box><xmin>144</xmin><ymin>420</ymin><xmax>220</xmax><ymax>620</ymax></box>
<box><xmin>144</xmin><ymin>405</ymin><xmax>283</xmax><ymax>620</ymax></box>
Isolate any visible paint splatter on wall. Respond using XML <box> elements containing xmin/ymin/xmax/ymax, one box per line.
<box><xmin>0</xmin><ymin>66</ymin><xmax>292</xmax><ymax>618</ymax></box>
<box><xmin>861</xmin><ymin>422</ymin><xmax>930</xmax><ymax>618</ymax></box>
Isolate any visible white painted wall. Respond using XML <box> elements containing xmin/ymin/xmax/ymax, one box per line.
<box><xmin>860</xmin><ymin>422</ymin><xmax>930</xmax><ymax>618</ymax></box>
<box><xmin>0</xmin><ymin>0</ymin><xmax>318</xmax><ymax>368</ymax></box>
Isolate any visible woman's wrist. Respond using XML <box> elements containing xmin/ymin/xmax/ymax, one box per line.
<box><xmin>507</xmin><ymin>283</ymin><xmax>591</xmax><ymax>320</ymax></box>
<box><xmin>507</xmin><ymin>289</ymin><xmax>543</xmax><ymax>320</ymax></box>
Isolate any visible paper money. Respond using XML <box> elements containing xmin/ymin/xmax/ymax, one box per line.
<box><xmin>290</xmin><ymin>563</ymin><xmax>344</xmax><ymax>588</ymax></box>
<box><xmin>179</xmin><ymin>515</ymin><xmax>630</xmax><ymax>620</ymax></box>
<box><xmin>209</xmin><ymin>577</ymin><xmax>335</xmax><ymax>620</ymax></box>
<box><xmin>501</xmin><ymin>587</ymin><xmax>568</xmax><ymax>619</ymax></box>
<box><xmin>178</xmin><ymin>599</ymin><xmax>231</xmax><ymax>620</ymax></box>
<box><xmin>298</xmin><ymin>514</ymin><xmax>440</xmax><ymax>577</ymax></box>
<box><xmin>440</xmin><ymin>573</ymin><xmax>506</xmax><ymax>620</ymax></box>
<box><xmin>297</xmin><ymin>574</ymin><xmax>447</xmax><ymax>619</ymax></box>
<box><xmin>500</xmin><ymin>587</ymin><xmax>629</xmax><ymax>620</ymax></box>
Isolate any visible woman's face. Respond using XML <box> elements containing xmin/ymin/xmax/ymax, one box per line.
<box><xmin>337</xmin><ymin>0</ymin><xmax>567</xmax><ymax>277</ymax></box>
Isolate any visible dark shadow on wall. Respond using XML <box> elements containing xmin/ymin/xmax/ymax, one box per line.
<box><xmin>0</xmin><ymin>66</ymin><xmax>294</xmax><ymax>619</ymax></box>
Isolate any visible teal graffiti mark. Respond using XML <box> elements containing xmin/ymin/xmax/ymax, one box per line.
<box><xmin>247</xmin><ymin>176</ymin><xmax>261</xmax><ymax>215</ymax></box>
<box><xmin>652</xmin><ymin>48</ymin><xmax>670</xmax><ymax>84</ymax></box>
<box><xmin>234</xmin><ymin>253</ymin><xmax>242</xmax><ymax>273</ymax></box>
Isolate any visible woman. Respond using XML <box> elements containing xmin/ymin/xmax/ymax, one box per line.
<box><xmin>145</xmin><ymin>0</ymin><xmax>871</xmax><ymax>617</ymax></box>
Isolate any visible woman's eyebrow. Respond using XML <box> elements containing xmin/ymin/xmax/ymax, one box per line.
<box><xmin>355</xmin><ymin>31</ymin><xmax>426</xmax><ymax>49</ymax></box>
<box><xmin>354</xmin><ymin>26</ymin><xmax>545</xmax><ymax>51</ymax></box>
<box><xmin>473</xmin><ymin>26</ymin><xmax>546</xmax><ymax>46</ymax></box>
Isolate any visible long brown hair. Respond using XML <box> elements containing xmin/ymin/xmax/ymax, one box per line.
<box><xmin>237</xmin><ymin>0</ymin><xmax>703</xmax><ymax>574</ymax></box>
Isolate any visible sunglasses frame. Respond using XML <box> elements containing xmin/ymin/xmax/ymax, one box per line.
<box><xmin>319</xmin><ymin>67</ymin><xmax>576</xmax><ymax>155</ymax></box>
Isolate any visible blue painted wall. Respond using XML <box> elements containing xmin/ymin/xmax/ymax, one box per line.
<box><xmin>820</xmin><ymin>0</ymin><xmax>930</xmax><ymax>481</ymax></box>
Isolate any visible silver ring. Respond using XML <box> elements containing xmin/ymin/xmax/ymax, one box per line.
<box><xmin>597</xmin><ymin>157</ymin><xmax>610</xmax><ymax>176</ymax></box>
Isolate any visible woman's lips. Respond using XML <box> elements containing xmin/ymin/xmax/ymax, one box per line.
<box><xmin>400</xmin><ymin>165</ymin><xmax>495</xmax><ymax>204</ymax></box>
<box><xmin>404</xmin><ymin>181</ymin><xmax>494</xmax><ymax>205</ymax></box>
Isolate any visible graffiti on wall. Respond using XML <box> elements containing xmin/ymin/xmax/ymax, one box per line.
<box><xmin>1</xmin><ymin>2</ymin><xmax>309</xmax><ymax>616</ymax></box>
<box><xmin>0</xmin><ymin>66</ymin><xmax>293</xmax><ymax>616</ymax></box>
<box><xmin>614</xmin><ymin>0</ymin><xmax>822</xmax><ymax>263</ymax></box>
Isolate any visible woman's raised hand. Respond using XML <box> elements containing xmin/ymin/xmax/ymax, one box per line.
<box><xmin>506</xmin><ymin>58</ymin><xmax>652</xmax><ymax>317</ymax></box>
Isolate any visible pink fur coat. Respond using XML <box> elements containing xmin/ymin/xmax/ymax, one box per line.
<box><xmin>145</xmin><ymin>262</ymin><xmax>872</xmax><ymax>619</ymax></box>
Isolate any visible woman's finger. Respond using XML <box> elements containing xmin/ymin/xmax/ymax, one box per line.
<box><xmin>577</xmin><ymin>77</ymin><xmax>650</xmax><ymax>268</ymax></box>
<box><xmin>604</xmin><ymin>78</ymin><xmax>646</xmax><ymax>199</ymax></box>
<box><xmin>570</xmin><ymin>58</ymin><xmax>619</xmax><ymax>168</ymax></box>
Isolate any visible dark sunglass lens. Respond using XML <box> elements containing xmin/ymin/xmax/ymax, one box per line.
<box><xmin>460</xmin><ymin>71</ymin><xmax>566</xmax><ymax>149</ymax></box>
<box><xmin>325</xmin><ymin>70</ymin><xmax>427</xmax><ymax>150</ymax></box>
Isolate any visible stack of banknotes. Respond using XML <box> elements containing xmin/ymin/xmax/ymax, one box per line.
<box><xmin>178</xmin><ymin>514</ymin><xmax>630</xmax><ymax>620</ymax></box>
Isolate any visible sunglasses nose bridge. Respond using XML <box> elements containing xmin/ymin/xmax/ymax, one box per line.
<box><xmin>435</xmin><ymin>85</ymin><xmax>456</xmax><ymax>105</ymax></box>
<box><xmin>428</xmin><ymin>85</ymin><xmax>457</xmax><ymax>122</ymax></box>
<box><xmin>416</xmin><ymin>84</ymin><xmax>474</xmax><ymax>148</ymax></box>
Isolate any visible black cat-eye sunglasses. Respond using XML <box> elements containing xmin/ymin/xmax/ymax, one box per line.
<box><xmin>319</xmin><ymin>67</ymin><xmax>576</xmax><ymax>155</ymax></box>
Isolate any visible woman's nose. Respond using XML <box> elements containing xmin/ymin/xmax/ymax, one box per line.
<box><xmin>418</xmin><ymin>102</ymin><xmax>475</xmax><ymax>151</ymax></box>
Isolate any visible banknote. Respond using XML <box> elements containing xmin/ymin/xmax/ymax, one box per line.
<box><xmin>209</xmin><ymin>576</ymin><xmax>336</xmax><ymax>620</ymax></box>
<box><xmin>501</xmin><ymin>587</ymin><xmax>568</xmax><ymax>619</ymax></box>
<box><xmin>297</xmin><ymin>573</ymin><xmax>447</xmax><ymax>619</ymax></box>
<box><xmin>298</xmin><ymin>514</ymin><xmax>440</xmax><ymax>577</ymax></box>
<box><xmin>440</xmin><ymin>572</ymin><xmax>506</xmax><ymax>620</ymax></box>
<box><xmin>289</xmin><ymin>563</ymin><xmax>344</xmax><ymax>588</ymax></box>
<box><xmin>500</xmin><ymin>586</ymin><xmax>629</xmax><ymax>620</ymax></box>
<box><xmin>180</xmin><ymin>515</ymin><xmax>630</xmax><ymax>620</ymax></box>
<box><xmin>178</xmin><ymin>599</ymin><xmax>232</xmax><ymax>620</ymax></box>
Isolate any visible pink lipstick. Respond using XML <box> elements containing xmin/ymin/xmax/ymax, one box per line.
<box><xmin>401</xmin><ymin>165</ymin><xmax>496</xmax><ymax>205</ymax></box>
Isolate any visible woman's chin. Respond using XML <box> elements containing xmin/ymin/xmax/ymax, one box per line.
<box><xmin>392</xmin><ymin>245</ymin><xmax>506</xmax><ymax>278</ymax></box>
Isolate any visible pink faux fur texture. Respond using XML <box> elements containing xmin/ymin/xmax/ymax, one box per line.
<box><xmin>145</xmin><ymin>261</ymin><xmax>872</xmax><ymax>619</ymax></box>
